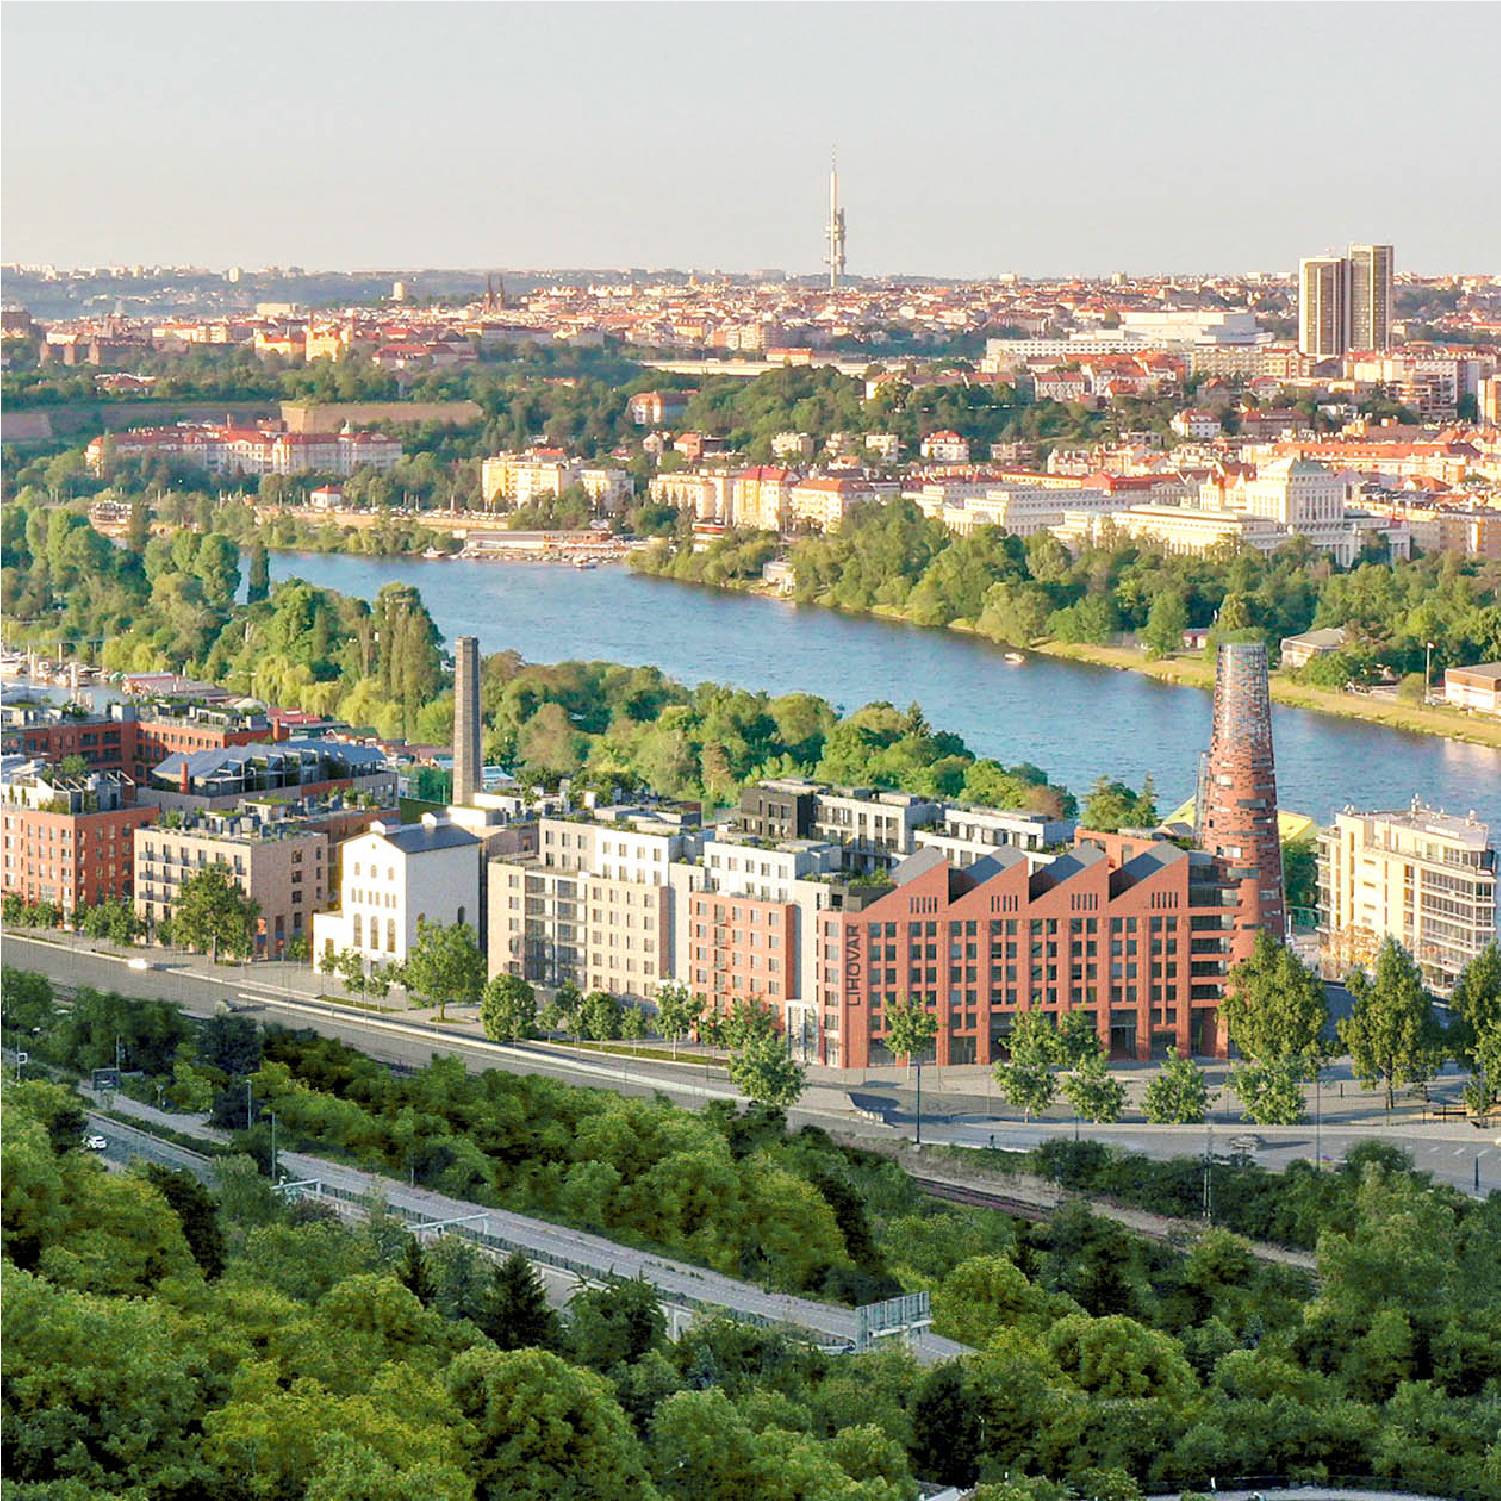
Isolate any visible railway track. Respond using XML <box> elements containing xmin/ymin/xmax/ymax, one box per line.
<box><xmin>910</xmin><ymin>1175</ymin><xmax>1056</xmax><ymax>1223</ymax></box>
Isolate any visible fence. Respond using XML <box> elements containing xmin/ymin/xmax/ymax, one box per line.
<box><xmin>275</xmin><ymin>1176</ymin><xmax>848</xmax><ymax>1346</ymax></box>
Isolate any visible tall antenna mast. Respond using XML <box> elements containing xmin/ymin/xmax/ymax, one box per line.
<box><xmin>825</xmin><ymin>148</ymin><xmax>846</xmax><ymax>291</ymax></box>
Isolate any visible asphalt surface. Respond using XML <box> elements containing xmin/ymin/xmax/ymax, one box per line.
<box><xmin>85</xmin><ymin>1094</ymin><xmax>965</xmax><ymax>1364</ymax></box>
<box><xmin>14</xmin><ymin>934</ymin><xmax>1497</xmax><ymax>1197</ymax></box>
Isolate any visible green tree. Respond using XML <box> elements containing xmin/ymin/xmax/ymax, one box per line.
<box><xmin>480</xmin><ymin>972</ymin><xmax>537</xmax><ymax>1043</ymax></box>
<box><xmin>620</xmin><ymin>1003</ymin><xmax>648</xmax><ymax>1048</ymax></box>
<box><xmin>396</xmin><ymin>1234</ymin><xmax>435</xmax><ymax>1307</ymax></box>
<box><xmin>1143</xmin><ymin>1048</ymin><xmax>1216</xmax><ymax>1123</ymax></box>
<box><xmin>2</xmin><ymin>966</ymin><xmax>55</xmax><ymax>1041</ymax></box>
<box><xmin>1060</xmin><ymin>1051</ymin><xmax>1126</xmax><ymax>1123</ymax></box>
<box><xmin>402</xmin><ymin>916</ymin><xmax>484</xmax><ymax>1021</ymax></box>
<box><xmin>1081</xmin><ymin>775</ymin><xmax>1158</xmax><ymax>832</ymax></box>
<box><xmin>1231</xmin><ymin>1055</ymin><xmax>1308</xmax><ymax>1125</ymax></box>
<box><xmin>199</xmin><ymin>1011</ymin><xmax>263</xmax><ymax>1077</ymax></box>
<box><xmin>1449</xmin><ymin>942</ymin><xmax>1501</xmax><ymax>1114</ymax></box>
<box><xmin>246</xmin><ymin>540</ymin><xmax>271</xmax><ymax>604</ymax></box>
<box><xmin>1142</xmin><ymin>588</ymin><xmax>1189</xmax><ymax>657</ymax></box>
<box><xmin>479</xmin><ymin>1251</ymin><xmax>560</xmax><ymax>1352</ymax></box>
<box><xmin>1341</xmin><ymin>937</ymin><xmax>1444</xmax><ymax>1113</ymax></box>
<box><xmin>568</xmin><ymin>1275</ymin><xmax>666</xmax><ymax>1372</ymax></box>
<box><xmin>653</xmin><ymin>981</ymin><xmax>701</xmax><ymax>1058</ymax></box>
<box><xmin>993</xmin><ymin>1009</ymin><xmax>1093</xmax><ymax>1121</ymax></box>
<box><xmin>884</xmin><ymin>996</ymin><xmax>938</xmax><ymax>1074</ymax></box>
<box><xmin>579</xmin><ymin>989</ymin><xmax>624</xmax><ymax>1041</ymax></box>
<box><xmin>143</xmin><ymin>1163</ymin><xmax>227</xmax><ymax>1278</ymax></box>
<box><xmin>172</xmin><ymin>863</ymin><xmax>260</xmax><ymax>960</ymax></box>
<box><xmin>910</xmin><ymin>1360</ymin><xmax>981</xmax><ymax>1487</ymax></box>
<box><xmin>126</xmin><ymin>493</ymin><xmax>151</xmax><ymax>554</ymax></box>
<box><xmin>76</xmin><ymin>898</ymin><xmax>142</xmax><ymax>946</ymax></box>
<box><xmin>728</xmin><ymin>1031</ymin><xmax>805</xmax><ymax>1109</ymax></box>
<box><xmin>1222</xmin><ymin>930</ymin><xmax>1331</xmax><ymax>1066</ymax></box>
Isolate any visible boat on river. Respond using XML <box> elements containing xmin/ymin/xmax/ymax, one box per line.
<box><xmin>1003</xmin><ymin>652</ymin><xmax>1025</xmax><ymax>664</ymax></box>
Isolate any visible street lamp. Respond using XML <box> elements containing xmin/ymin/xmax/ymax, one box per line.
<box><xmin>1424</xmin><ymin>640</ymin><xmax>1435</xmax><ymax>702</ymax></box>
<box><xmin>914</xmin><ymin>1056</ymin><xmax>922</xmax><ymax>1147</ymax></box>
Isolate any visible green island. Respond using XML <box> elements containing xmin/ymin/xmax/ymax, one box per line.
<box><xmin>5</xmin><ymin>970</ymin><xmax>1499</xmax><ymax>1499</ymax></box>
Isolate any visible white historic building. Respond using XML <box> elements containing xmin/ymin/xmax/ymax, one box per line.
<box><xmin>312</xmin><ymin>813</ymin><xmax>480</xmax><ymax>967</ymax></box>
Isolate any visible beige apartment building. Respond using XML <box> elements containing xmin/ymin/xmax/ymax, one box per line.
<box><xmin>135</xmin><ymin>810</ymin><xmax>329</xmax><ymax>957</ymax></box>
<box><xmin>1317</xmin><ymin>803</ymin><xmax>1498</xmax><ymax>996</ymax></box>
<box><xmin>486</xmin><ymin>805</ymin><xmax>703</xmax><ymax>997</ymax></box>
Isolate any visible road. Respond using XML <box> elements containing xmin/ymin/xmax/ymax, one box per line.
<box><xmin>14</xmin><ymin>934</ymin><xmax>1497</xmax><ymax>1197</ymax></box>
<box><xmin>85</xmin><ymin>1096</ymin><xmax>967</xmax><ymax>1364</ymax></box>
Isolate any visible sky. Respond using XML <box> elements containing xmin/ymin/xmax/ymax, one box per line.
<box><xmin>4</xmin><ymin>2</ymin><xmax>1498</xmax><ymax>278</ymax></box>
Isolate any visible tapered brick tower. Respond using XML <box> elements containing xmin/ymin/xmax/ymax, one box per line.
<box><xmin>452</xmin><ymin>636</ymin><xmax>481</xmax><ymax>807</ymax></box>
<box><xmin>1196</xmin><ymin>641</ymin><xmax>1286</xmax><ymax>941</ymax></box>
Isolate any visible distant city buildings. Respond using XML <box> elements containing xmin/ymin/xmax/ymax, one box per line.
<box><xmin>479</xmin><ymin>450</ymin><xmax>633</xmax><ymax>511</ymax></box>
<box><xmin>1299</xmin><ymin>243</ymin><xmax>1395</xmax><ymax>358</ymax></box>
<box><xmin>86</xmin><ymin>422</ymin><xmax>401</xmax><ymax>477</ymax></box>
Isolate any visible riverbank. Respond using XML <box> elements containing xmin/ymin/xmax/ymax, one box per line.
<box><xmin>1031</xmin><ymin>640</ymin><xmax>1501</xmax><ymax>749</ymax></box>
<box><xmin>635</xmin><ymin>562</ymin><xmax>1501</xmax><ymax>750</ymax></box>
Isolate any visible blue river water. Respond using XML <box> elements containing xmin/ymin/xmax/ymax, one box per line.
<box><xmin>265</xmin><ymin>552</ymin><xmax>1501</xmax><ymax>828</ymax></box>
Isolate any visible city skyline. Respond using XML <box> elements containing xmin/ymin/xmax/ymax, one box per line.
<box><xmin>4</xmin><ymin>3</ymin><xmax>1498</xmax><ymax>277</ymax></box>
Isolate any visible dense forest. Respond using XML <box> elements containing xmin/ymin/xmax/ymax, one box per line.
<box><xmin>636</xmin><ymin>498</ymin><xmax>1501</xmax><ymax>681</ymax></box>
<box><xmin>4</xmin><ymin>978</ymin><xmax>1499</xmax><ymax>1499</ymax></box>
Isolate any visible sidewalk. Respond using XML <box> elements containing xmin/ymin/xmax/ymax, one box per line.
<box><xmin>17</xmin><ymin>925</ymin><xmax>1492</xmax><ymax>1139</ymax></box>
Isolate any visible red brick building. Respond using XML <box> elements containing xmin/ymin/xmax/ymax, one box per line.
<box><xmin>1196</xmin><ymin>641</ymin><xmax>1286</xmax><ymax>941</ymax></box>
<box><xmin>1</xmin><ymin>767</ymin><xmax>157</xmax><ymax>909</ymax></box>
<box><xmin>816</xmin><ymin>834</ymin><xmax>1250</xmax><ymax>1068</ymax></box>
<box><xmin>686</xmin><ymin>891</ymin><xmax>796</xmax><ymax>1010</ymax></box>
<box><xmin>2</xmin><ymin>702</ymin><xmax>274</xmax><ymax>783</ymax></box>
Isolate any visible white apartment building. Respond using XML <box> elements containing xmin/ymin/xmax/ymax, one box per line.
<box><xmin>312</xmin><ymin>814</ymin><xmax>481</xmax><ymax>968</ymax></box>
<box><xmin>480</xmin><ymin>452</ymin><xmax>634</xmax><ymax>511</ymax></box>
<box><xmin>1052</xmin><ymin>503</ymin><xmax>1290</xmax><ymax>557</ymax></box>
<box><xmin>87</xmin><ymin>424</ymin><xmax>401</xmax><ymax>477</ymax></box>
<box><xmin>913</xmin><ymin>806</ymin><xmax>1076</xmax><ymax>869</ymax></box>
<box><xmin>649</xmin><ymin>469</ymin><xmax>733</xmax><ymax>522</ymax></box>
<box><xmin>1208</xmin><ymin>456</ymin><xmax>1411</xmax><ymax>565</ymax></box>
<box><xmin>812</xmin><ymin>788</ymin><xmax>942</xmax><ymax>872</ymax></box>
<box><xmin>1317</xmin><ymin>803</ymin><xmax>1498</xmax><ymax>996</ymax></box>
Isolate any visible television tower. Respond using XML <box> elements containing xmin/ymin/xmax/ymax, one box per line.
<box><xmin>824</xmin><ymin>149</ymin><xmax>846</xmax><ymax>291</ymax></box>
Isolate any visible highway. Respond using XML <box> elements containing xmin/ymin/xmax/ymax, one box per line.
<box><xmin>13</xmin><ymin>934</ymin><xmax>1498</xmax><ymax>1197</ymax></box>
<box><xmin>84</xmin><ymin>1097</ymin><xmax>967</xmax><ymax>1364</ymax></box>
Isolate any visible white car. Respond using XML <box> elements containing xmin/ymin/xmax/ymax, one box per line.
<box><xmin>84</xmin><ymin>1134</ymin><xmax>108</xmax><ymax>1151</ymax></box>
<box><xmin>126</xmin><ymin>957</ymin><xmax>156</xmax><ymax>971</ymax></box>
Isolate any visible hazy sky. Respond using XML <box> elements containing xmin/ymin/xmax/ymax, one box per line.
<box><xmin>4</xmin><ymin>2</ymin><xmax>1498</xmax><ymax>277</ymax></box>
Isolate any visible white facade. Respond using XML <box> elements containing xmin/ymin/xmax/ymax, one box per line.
<box><xmin>312</xmin><ymin>815</ymin><xmax>481</xmax><ymax>968</ymax></box>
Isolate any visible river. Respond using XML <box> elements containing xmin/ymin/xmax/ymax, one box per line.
<box><xmin>264</xmin><ymin>553</ymin><xmax>1501</xmax><ymax>827</ymax></box>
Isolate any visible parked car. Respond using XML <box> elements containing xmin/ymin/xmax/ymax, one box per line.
<box><xmin>84</xmin><ymin>1134</ymin><xmax>108</xmax><ymax>1151</ymax></box>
